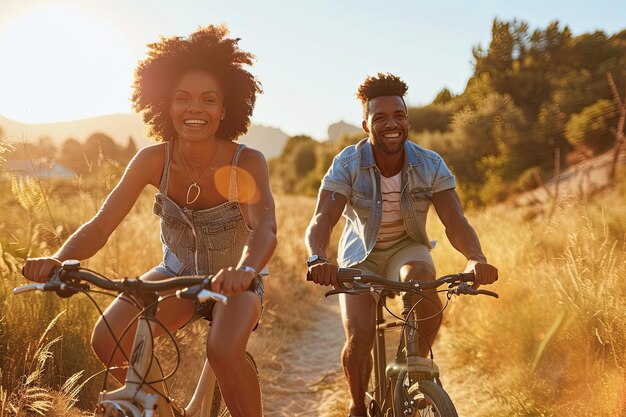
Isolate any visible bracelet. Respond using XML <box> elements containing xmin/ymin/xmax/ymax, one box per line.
<box><xmin>238</xmin><ymin>265</ymin><xmax>257</xmax><ymax>275</ymax></box>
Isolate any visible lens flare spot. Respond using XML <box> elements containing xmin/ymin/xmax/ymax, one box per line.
<box><xmin>213</xmin><ymin>165</ymin><xmax>260</xmax><ymax>204</ymax></box>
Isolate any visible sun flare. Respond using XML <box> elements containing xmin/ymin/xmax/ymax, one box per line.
<box><xmin>0</xmin><ymin>5</ymin><xmax>134</xmax><ymax>124</ymax></box>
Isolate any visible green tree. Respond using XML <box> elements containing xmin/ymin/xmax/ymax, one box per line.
<box><xmin>473</xmin><ymin>19</ymin><xmax>573</xmax><ymax>122</ymax></box>
<box><xmin>84</xmin><ymin>133</ymin><xmax>120</xmax><ymax>165</ymax></box>
<box><xmin>408</xmin><ymin>104</ymin><xmax>452</xmax><ymax>133</ymax></box>
<box><xmin>433</xmin><ymin>88</ymin><xmax>453</xmax><ymax>105</ymax></box>
<box><xmin>38</xmin><ymin>136</ymin><xmax>57</xmax><ymax>162</ymax></box>
<box><xmin>60</xmin><ymin>138</ymin><xmax>87</xmax><ymax>174</ymax></box>
<box><xmin>269</xmin><ymin>135</ymin><xmax>319</xmax><ymax>194</ymax></box>
<box><xmin>564</xmin><ymin>99</ymin><xmax>618</xmax><ymax>152</ymax></box>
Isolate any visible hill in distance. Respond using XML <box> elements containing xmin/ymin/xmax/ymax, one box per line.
<box><xmin>327</xmin><ymin>120</ymin><xmax>362</xmax><ymax>142</ymax></box>
<box><xmin>0</xmin><ymin>113</ymin><xmax>289</xmax><ymax>159</ymax></box>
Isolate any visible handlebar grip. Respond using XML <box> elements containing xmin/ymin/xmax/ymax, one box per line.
<box><xmin>459</xmin><ymin>272</ymin><xmax>475</xmax><ymax>282</ymax></box>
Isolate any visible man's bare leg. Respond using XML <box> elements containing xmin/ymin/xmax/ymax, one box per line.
<box><xmin>339</xmin><ymin>293</ymin><xmax>376</xmax><ymax>417</ymax></box>
<box><xmin>400</xmin><ymin>261</ymin><xmax>440</xmax><ymax>357</ymax></box>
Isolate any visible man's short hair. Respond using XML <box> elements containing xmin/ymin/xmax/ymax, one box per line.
<box><xmin>356</xmin><ymin>73</ymin><xmax>408</xmax><ymax>118</ymax></box>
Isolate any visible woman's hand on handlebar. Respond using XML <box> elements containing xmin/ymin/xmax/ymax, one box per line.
<box><xmin>211</xmin><ymin>266</ymin><xmax>256</xmax><ymax>296</ymax></box>
<box><xmin>308</xmin><ymin>262</ymin><xmax>339</xmax><ymax>286</ymax></box>
<box><xmin>465</xmin><ymin>260</ymin><xmax>498</xmax><ymax>289</ymax></box>
<box><xmin>22</xmin><ymin>257</ymin><xmax>62</xmax><ymax>283</ymax></box>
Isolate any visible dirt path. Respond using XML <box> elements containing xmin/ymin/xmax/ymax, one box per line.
<box><xmin>262</xmin><ymin>296</ymin><xmax>347</xmax><ymax>417</ymax></box>
<box><xmin>258</xmin><ymin>298</ymin><xmax>494</xmax><ymax>417</ymax></box>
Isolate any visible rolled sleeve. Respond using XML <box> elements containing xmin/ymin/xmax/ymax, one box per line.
<box><xmin>321</xmin><ymin>157</ymin><xmax>352</xmax><ymax>197</ymax></box>
<box><xmin>432</xmin><ymin>159</ymin><xmax>456</xmax><ymax>193</ymax></box>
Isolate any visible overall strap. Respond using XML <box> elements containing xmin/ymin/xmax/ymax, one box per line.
<box><xmin>228</xmin><ymin>144</ymin><xmax>247</xmax><ymax>201</ymax></box>
<box><xmin>158</xmin><ymin>141</ymin><xmax>173</xmax><ymax>194</ymax></box>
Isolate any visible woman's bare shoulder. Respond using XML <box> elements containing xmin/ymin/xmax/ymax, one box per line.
<box><xmin>237</xmin><ymin>145</ymin><xmax>268</xmax><ymax>169</ymax></box>
<box><xmin>126</xmin><ymin>142</ymin><xmax>169</xmax><ymax>187</ymax></box>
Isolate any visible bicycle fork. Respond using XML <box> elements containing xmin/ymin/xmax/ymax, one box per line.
<box><xmin>393</xmin><ymin>308</ymin><xmax>440</xmax><ymax>416</ymax></box>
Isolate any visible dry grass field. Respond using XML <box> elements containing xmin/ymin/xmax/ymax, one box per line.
<box><xmin>1</xmin><ymin>168</ymin><xmax>625</xmax><ymax>416</ymax></box>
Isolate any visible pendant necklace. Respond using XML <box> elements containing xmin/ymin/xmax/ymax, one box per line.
<box><xmin>178</xmin><ymin>140</ymin><xmax>221</xmax><ymax>205</ymax></box>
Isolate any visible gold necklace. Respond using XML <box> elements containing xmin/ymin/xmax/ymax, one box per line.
<box><xmin>178</xmin><ymin>140</ymin><xmax>221</xmax><ymax>205</ymax></box>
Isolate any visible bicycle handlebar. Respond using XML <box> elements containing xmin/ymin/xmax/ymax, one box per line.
<box><xmin>14</xmin><ymin>260</ymin><xmax>232</xmax><ymax>304</ymax></box>
<box><xmin>307</xmin><ymin>267</ymin><xmax>498</xmax><ymax>298</ymax></box>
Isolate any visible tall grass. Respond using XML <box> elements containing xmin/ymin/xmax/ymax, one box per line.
<box><xmin>0</xmin><ymin>311</ymin><xmax>88</xmax><ymax>417</ymax></box>
<box><xmin>428</xmin><ymin>183</ymin><xmax>626</xmax><ymax>416</ymax></box>
<box><xmin>0</xmin><ymin>160</ymin><xmax>322</xmax><ymax>413</ymax></box>
<box><xmin>1</xmin><ymin>161</ymin><xmax>625</xmax><ymax>416</ymax></box>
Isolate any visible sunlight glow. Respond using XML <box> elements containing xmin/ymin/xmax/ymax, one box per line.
<box><xmin>0</xmin><ymin>5</ymin><xmax>135</xmax><ymax>124</ymax></box>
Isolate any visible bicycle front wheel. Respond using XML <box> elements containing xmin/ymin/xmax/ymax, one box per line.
<box><xmin>399</xmin><ymin>380</ymin><xmax>458</xmax><ymax>417</ymax></box>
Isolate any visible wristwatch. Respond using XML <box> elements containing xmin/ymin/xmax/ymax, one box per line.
<box><xmin>238</xmin><ymin>265</ymin><xmax>257</xmax><ymax>275</ymax></box>
<box><xmin>307</xmin><ymin>255</ymin><xmax>328</xmax><ymax>267</ymax></box>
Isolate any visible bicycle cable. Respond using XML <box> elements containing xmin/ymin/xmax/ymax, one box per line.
<box><xmin>380</xmin><ymin>289</ymin><xmax>452</xmax><ymax>360</ymax></box>
<box><xmin>37</xmin><ymin>269</ymin><xmax>193</xmax><ymax>403</ymax></box>
<box><xmin>76</xmin><ymin>288</ymin><xmax>133</xmax><ymax>384</ymax></box>
<box><xmin>93</xmin><ymin>293</ymin><xmax>181</xmax><ymax>397</ymax></box>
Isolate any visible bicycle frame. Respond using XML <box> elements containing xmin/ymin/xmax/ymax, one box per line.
<box><xmin>15</xmin><ymin>263</ymin><xmax>227</xmax><ymax>417</ymax></box>
<box><xmin>369</xmin><ymin>293</ymin><xmax>394</xmax><ymax>411</ymax></box>
<box><xmin>314</xmin><ymin>268</ymin><xmax>497</xmax><ymax>416</ymax></box>
<box><xmin>95</xmin><ymin>292</ymin><xmax>221</xmax><ymax>417</ymax></box>
<box><xmin>367</xmin><ymin>293</ymin><xmax>435</xmax><ymax>415</ymax></box>
<box><xmin>96</xmin><ymin>312</ymin><xmax>219</xmax><ymax>417</ymax></box>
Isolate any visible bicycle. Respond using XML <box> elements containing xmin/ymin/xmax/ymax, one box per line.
<box><xmin>14</xmin><ymin>259</ymin><xmax>259</xmax><ymax>417</ymax></box>
<box><xmin>308</xmin><ymin>267</ymin><xmax>498</xmax><ymax>417</ymax></box>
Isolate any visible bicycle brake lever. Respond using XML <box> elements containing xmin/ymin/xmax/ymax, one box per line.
<box><xmin>13</xmin><ymin>283</ymin><xmax>46</xmax><ymax>294</ymax></box>
<box><xmin>13</xmin><ymin>281</ymin><xmax>65</xmax><ymax>294</ymax></box>
<box><xmin>451</xmin><ymin>284</ymin><xmax>499</xmax><ymax>298</ymax></box>
<box><xmin>474</xmin><ymin>289</ymin><xmax>499</xmax><ymax>298</ymax></box>
<box><xmin>176</xmin><ymin>285</ymin><xmax>228</xmax><ymax>304</ymax></box>
<box><xmin>324</xmin><ymin>285</ymin><xmax>372</xmax><ymax>298</ymax></box>
<box><xmin>195</xmin><ymin>289</ymin><xmax>228</xmax><ymax>304</ymax></box>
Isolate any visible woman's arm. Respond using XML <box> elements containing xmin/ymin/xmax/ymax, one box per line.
<box><xmin>211</xmin><ymin>147</ymin><xmax>277</xmax><ymax>295</ymax></box>
<box><xmin>23</xmin><ymin>145</ymin><xmax>162</xmax><ymax>281</ymax></box>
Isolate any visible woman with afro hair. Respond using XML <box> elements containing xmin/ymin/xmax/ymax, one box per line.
<box><xmin>23</xmin><ymin>24</ymin><xmax>276</xmax><ymax>417</ymax></box>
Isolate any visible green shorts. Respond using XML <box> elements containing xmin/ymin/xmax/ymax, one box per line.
<box><xmin>353</xmin><ymin>237</ymin><xmax>434</xmax><ymax>281</ymax></box>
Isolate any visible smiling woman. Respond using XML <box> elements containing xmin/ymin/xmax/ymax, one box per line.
<box><xmin>0</xmin><ymin>5</ymin><xmax>134</xmax><ymax>123</ymax></box>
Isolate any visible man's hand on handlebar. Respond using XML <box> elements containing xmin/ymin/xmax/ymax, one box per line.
<box><xmin>465</xmin><ymin>260</ymin><xmax>498</xmax><ymax>290</ymax></box>
<box><xmin>22</xmin><ymin>257</ymin><xmax>62</xmax><ymax>283</ymax></box>
<box><xmin>308</xmin><ymin>261</ymin><xmax>339</xmax><ymax>286</ymax></box>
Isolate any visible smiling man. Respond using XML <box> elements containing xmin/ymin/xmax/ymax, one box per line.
<box><xmin>305</xmin><ymin>73</ymin><xmax>498</xmax><ymax>417</ymax></box>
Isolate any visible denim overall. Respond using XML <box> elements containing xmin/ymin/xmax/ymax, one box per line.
<box><xmin>152</xmin><ymin>142</ymin><xmax>264</xmax><ymax>318</ymax></box>
<box><xmin>153</xmin><ymin>142</ymin><xmax>253</xmax><ymax>275</ymax></box>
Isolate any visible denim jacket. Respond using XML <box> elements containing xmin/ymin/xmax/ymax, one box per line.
<box><xmin>321</xmin><ymin>138</ymin><xmax>456</xmax><ymax>267</ymax></box>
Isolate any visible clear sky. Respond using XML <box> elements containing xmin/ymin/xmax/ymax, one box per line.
<box><xmin>0</xmin><ymin>0</ymin><xmax>624</xmax><ymax>140</ymax></box>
